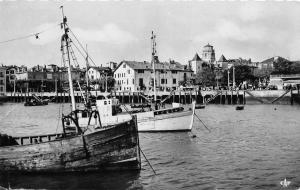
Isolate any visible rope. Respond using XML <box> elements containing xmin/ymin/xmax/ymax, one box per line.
<box><xmin>0</xmin><ymin>23</ymin><xmax>60</xmax><ymax>45</ymax></box>
<box><xmin>139</xmin><ymin>145</ymin><xmax>156</xmax><ymax>175</ymax></box>
<box><xmin>67</xmin><ymin>25</ymin><xmax>97</xmax><ymax>67</ymax></box>
<box><xmin>194</xmin><ymin>113</ymin><xmax>211</xmax><ymax>132</ymax></box>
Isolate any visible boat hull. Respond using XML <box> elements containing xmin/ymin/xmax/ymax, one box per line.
<box><xmin>137</xmin><ymin>110</ymin><xmax>194</xmax><ymax>132</ymax></box>
<box><xmin>0</xmin><ymin>118</ymin><xmax>140</xmax><ymax>173</ymax></box>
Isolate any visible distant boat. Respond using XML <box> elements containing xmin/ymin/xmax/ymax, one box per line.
<box><xmin>24</xmin><ymin>94</ymin><xmax>48</xmax><ymax>106</ymax></box>
<box><xmin>236</xmin><ymin>105</ymin><xmax>244</xmax><ymax>110</ymax></box>
<box><xmin>195</xmin><ymin>104</ymin><xmax>205</xmax><ymax>109</ymax></box>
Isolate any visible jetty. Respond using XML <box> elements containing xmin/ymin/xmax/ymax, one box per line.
<box><xmin>3</xmin><ymin>89</ymin><xmax>300</xmax><ymax>105</ymax></box>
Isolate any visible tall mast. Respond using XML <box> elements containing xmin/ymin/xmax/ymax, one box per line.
<box><xmin>233</xmin><ymin>65</ymin><xmax>236</xmax><ymax>89</ymax></box>
<box><xmin>85</xmin><ymin>44</ymin><xmax>89</xmax><ymax>103</ymax></box>
<box><xmin>151</xmin><ymin>31</ymin><xmax>157</xmax><ymax>102</ymax></box>
<box><xmin>60</xmin><ymin>6</ymin><xmax>76</xmax><ymax>111</ymax></box>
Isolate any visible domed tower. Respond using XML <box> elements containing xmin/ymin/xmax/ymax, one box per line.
<box><xmin>202</xmin><ymin>43</ymin><xmax>215</xmax><ymax>64</ymax></box>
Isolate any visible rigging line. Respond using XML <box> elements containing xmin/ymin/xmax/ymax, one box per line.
<box><xmin>66</xmin><ymin>25</ymin><xmax>97</xmax><ymax>67</ymax></box>
<box><xmin>70</xmin><ymin>41</ymin><xmax>88</xmax><ymax>64</ymax></box>
<box><xmin>0</xmin><ymin>23</ymin><xmax>60</xmax><ymax>44</ymax></box>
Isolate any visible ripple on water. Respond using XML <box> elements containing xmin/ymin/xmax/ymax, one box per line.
<box><xmin>0</xmin><ymin>104</ymin><xmax>300</xmax><ymax>189</ymax></box>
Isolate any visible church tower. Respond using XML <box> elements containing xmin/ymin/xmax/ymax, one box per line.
<box><xmin>202</xmin><ymin>43</ymin><xmax>215</xmax><ymax>64</ymax></box>
<box><xmin>189</xmin><ymin>53</ymin><xmax>203</xmax><ymax>74</ymax></box>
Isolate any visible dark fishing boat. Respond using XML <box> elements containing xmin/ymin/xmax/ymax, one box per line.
<box><xmin>0</xmin><ymin>113</ymin><xmax>140</xmax><ymax>173</ymax></box>
<box><xmin>195</xmin><ymin>104</ymin><xmax>205</xmax><ymax>109</ymax></box>
<box><xmin>0</xmin><ymin>8</ymin><xmax>141</xmax><ymax>173</ymax></box>
<box><xmin>24</xmin><ymin>92</ymin><xmax>48</xmax><ymax>107</ymax></box>
<box><xmin>236</xmin><ymin>105</ymin><xmax>244</xmax><ymax>110</ymax></box>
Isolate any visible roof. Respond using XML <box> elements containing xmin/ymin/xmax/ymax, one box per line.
<box><xmin>116</xmin><ymin>60</ymin><xmax>192</xmax><ymax>72</ymax></box>
<box><xmin>89</xmin><ymin>66</ymin><xmax>111</xmax><ymax>72</ymax></box>
<box><xmin>204</xmin><ymin>43</ymin><xmax>212</xmax><ymax>48</ymax></box>
<box><xmin>191</xmin><ymin>53</ymin><xmax>202</xmax><ymax>61</ymax></box>
<box><xmin>218</xmin><ymin>55</ymin><xmax>227</xmax><ymax>62</ymax></box>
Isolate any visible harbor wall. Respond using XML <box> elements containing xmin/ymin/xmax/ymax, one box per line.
<box><xmin>2</xmin><ymin>90</ymin><xmax>298</xmax><ymax>105</ymax></box>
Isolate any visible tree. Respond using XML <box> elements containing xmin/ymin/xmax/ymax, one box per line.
<box><xmin>195</xmin><ymin>66</ymin><xmax>216</xmax><ymax>86</ymax></box>
<box><xmin>272</xmin><ymin>59</ymin><xmax>293</xmax><ymax>74</ymax></box>
<box><xmin>222</xmin><ymin>65</ymin><xmax>256</xmax><ymax>87</ymax></box>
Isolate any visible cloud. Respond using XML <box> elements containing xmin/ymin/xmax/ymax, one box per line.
<box><xmin>72</xmin><ymin>23</ymin><xmax>138</xmax><ymax>45</ymax></box>
<box><xmin>238</xmin><ymin>4</ymin><xmax>264</xmax><ymax>22</ymax></box>
<box><xmin>194</xmin><ymin>19</ymin><xmax>267</xmax><ymax>44</ymax></box>
<box><xmin>29</xmin><ymin>23</ymin><xmax>137</xmax><ymax>46</ymax></box>
<box><xmin>216</xmin><ymin>19</ymin><xmax>267</xmax><ymax>42</ymax></box>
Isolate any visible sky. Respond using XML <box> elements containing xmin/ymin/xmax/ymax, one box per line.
<box><xmin>1</xmin><ymin>1</ymin><xmax>300</xmax><ymax>68</ymax></box>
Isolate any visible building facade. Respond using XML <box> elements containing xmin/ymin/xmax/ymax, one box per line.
<box><xmin>189</xmin><ymin>53</ymin><xmax>206</xmax><ymax>75</ymax></box>
<box><xmin>114</xmin><ymin>60</ymin><xmax>193</xmax><ymax>92</ymax></box>
<box><xmin>0</xmin><ymin>67</ymin><xmax>6</xmax><ymax>96</ymax></box>
<box><xmin>87</xmin><ymin>66</ymin><xmax>112</xmax><ymax>81</ymax></box>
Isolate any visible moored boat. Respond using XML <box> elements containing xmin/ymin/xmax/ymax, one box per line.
<box><xmin>236</xmin><ymin>105</ymin><xmax>244</xmax><ymax>110</ymax></box>
<box><xmin>195</xmin><ymin>104</ymin><xmax>205</xmax><ymax>109</ymax></box>
<box><xmin>74</xmin><ymin>99</ymin><xmax>196</xmax><ymax>132</ymax></box>
<box><xmin>0</xmin><ymin>112</ymin><xmax>141</xmax><ymax>173</ymax></box>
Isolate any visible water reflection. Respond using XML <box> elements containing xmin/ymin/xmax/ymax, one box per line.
<box><xmin>0</xmin><ymin>171</ymin><xmax>142</xmax><ymax>190</ymax></box>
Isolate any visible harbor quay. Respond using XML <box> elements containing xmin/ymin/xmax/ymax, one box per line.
<box><xmin>3</xmin><ymin>89</ymin><xmax>300</xmax><ymax>105</ymax></box>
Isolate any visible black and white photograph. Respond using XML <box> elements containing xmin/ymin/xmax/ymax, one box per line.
<box><xmin>0</xmin><ymin>1</ymin><xmax>300</xmax><ymax>189</ymax></box>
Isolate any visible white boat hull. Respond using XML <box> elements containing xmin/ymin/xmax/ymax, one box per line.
<box><xmin>137</xmin><ymin>110</ymin><xmax>194</xmax><ymax>132</ymax></box>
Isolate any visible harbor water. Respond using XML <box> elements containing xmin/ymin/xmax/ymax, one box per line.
<box><xmin>0</xmin><ymin>103</ymin><xmax>299</xmax><ymax>190</ymax></box>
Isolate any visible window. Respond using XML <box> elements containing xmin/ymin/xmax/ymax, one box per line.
<box><xmin>172</xmin><ymin>71</ymin><xmax>177</xmax><ymax>74</ymax></box>
<box><xmin>123</xmin><ymin>64</ymin><xmax>126</xmax><ymax>68</ymax></box>
<box><xmin>161</xmin><ymin>79</ymin><xmax>165</xmax><ymax>84</ymax></box>
<box><xmin>132</xmin><ymin>79</ymin><xmax>134</xmax><ymax>84</ymax></box>
<box><xmin>114</xmin><ymin>74</ymin><xmax>116</xmax><ymax>78</ymax></box>
<box><xmin>0</xmin><ymin>80</ymin><xmax>3</xmax><ymax>85</ymax></box>
<box><xmin>160</xmin><ymin>70</ymin><xmax>164</xmax><ymax>73</ymax></box>
<box><xmin>173</xmin><ymin>79</ymin><xmax>176</xmax><ymax>84</ymax></box>
<box><xmin>0</xmin><ymin>72</ymin><xmax>4</xmax><ymax>77</ymax></box>
<box><xmin>127</xmin><ymin>79</ymin><xmax>128</xmax><ymax>85</ymax></box>
<box><xmin>138</xmin><ymin>70</ymin><xmax>144</xmax><ymax>73</ymax></box>
<box><xmin>0</xmin><ymin>87</ymin><xmax>3</xmax><ymax>92</ymax></box>
<box><xmin>139</xmin><ymin>78</ymin><xmax>143</xmax><ymax>87</ymax></box>
<box><xmin>128</xmin><ymin>70</ymin><xmax>130</xmax><ymax>74</ymax></box>
<box><xmin>104</xmin><ymin>101</ymin><xmax>107</xmax><ymax>105</ymax></box>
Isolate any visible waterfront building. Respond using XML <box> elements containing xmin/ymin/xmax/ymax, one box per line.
<box><xmin>0</xmin><ymin>67</ymin><xmax>6</xmax><ymax>96</ymax></box>
<box><xmin>188</xmin><ymin>53</ymin><xmax>206</xmax><ymax>75</ymax></box>
<box><xmin>202</xmin><ymin>43</ymin><xmax>216</xmax><ymax>64</ymax></box>
<box><xmin>87</xmin><ymin>66</ymin><xmax>112</xmax><ymax>81</ymax></box>
<box><xmin>217</xmin><ymin>55</ymin><xmax>228</xmax><ymax>69</ymax></box>
<box><xmin>269</xmin><ymin>74</ymin><xmax>300</xmax><ymax>90</ymax></box>
<box><xmin>113</xmin><ymin>60</ymin><xmax>193</xmax><ymax>92</ymax></box>
<box><xmin>258</xmin><ymin>56</ymin><xmax>288</xmax><ymax>70</ymax></box>
<box><xmin>217</xmin><ymin>55</ymin><xmax>255</xmax><ymax>69</ymax></box>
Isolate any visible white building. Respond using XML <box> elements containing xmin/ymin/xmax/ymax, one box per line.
<box><xmin>87</xmin><ymin>66</ymin><xmax>111</xmax><ymax>81</ymax></box>
<box><xmin>189</xmin><ymin>53</ymin><xmax>205</xmax><ymax>75</ymax></box>
<box><xmin>114</xmin><ymin>60</ymin><xmax>193</xmax><ymax>92</ymax></box>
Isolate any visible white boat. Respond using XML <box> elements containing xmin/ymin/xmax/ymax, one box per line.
<box><xmin>72</xmin><ymin>98</ymin><xmax>195</xmax><ymax>132</ymax></box>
